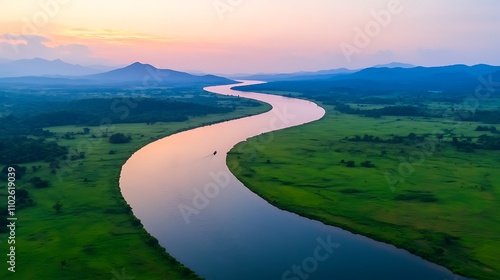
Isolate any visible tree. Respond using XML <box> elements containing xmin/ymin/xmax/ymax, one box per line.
<box><xmin>64</xmin><ymin>132</ymin><xmax>74</xmax><ymax>139</ymax></box>
<box><xmin>1</xmin><ymin>165</ymin><xmax>27</xmax><ymax>179</ymax></box>
<box><xmin>346</xmin><ymin>160</ymin><xmax>355</xmax><ymax>167</ymax></box>
<box><xmin>50</xmin><ymin>160</ymin><xmax>60</xmax><ymax>170</ymax></box>
<box><xmin>30</xmin><ymin>177</ymin><xmax>50</xmax><ymax>188</ymax></box>
<box><xmin>53</xmin><ymin>201</ymin><xmax>63</xmax><ymax>214</ymax></box>
<box><xmin>361</xmin><ymin>160</ymin><xmax>375</xmax><ymax>168</ymax></box>
<box><xmin>83</xmin><ymin>127</ymin><xmax>90</xmax><ymax>134</ymax></box>
<box><xmin>436</xmin><ymin>134</ymin><xmax>444</xmax><ymax>143</ymax></box>
<box><xmin>16</xmin><ymin>189</ymin><xmax>34</xmax><ymax>208</ymax></box>
<box><xmin>109</xmin><ymin>133</ymin><xmax>131</xmax><ymax>144</ymax></box>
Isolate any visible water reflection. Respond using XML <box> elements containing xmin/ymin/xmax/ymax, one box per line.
<box><xmin>120</xmin><ymin>81</ymin><xmax>468</xmax><ymax>280</ymax></box>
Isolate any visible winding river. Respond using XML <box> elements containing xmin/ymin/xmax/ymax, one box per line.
<box><xmin>119</xmin><ymin>81</ymin><xmax>467</xmax><ymax>280</ymax></box>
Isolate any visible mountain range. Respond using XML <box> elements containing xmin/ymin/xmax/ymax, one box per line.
<box><xmin>83</xmin><ymin>62</ymin><xmax>234</xmax><ymax>85</ymax></box>
<box><xmin>326</xmin><ymin>64</ymin><xmax>500</xmax><ymax>92</ymax></box>
<box><xmin>0</xmin><ymin>58</ymin><xmax>113</xmax><ymax>77</ymax></box>
<box><xmin>236</xmin><ymin>68</ymin><xmax>355</xmax><ymax>82</ymax></box>
<box><xmin>234</xmin><ymin>63</ymin><xmax>500</xmax><ymax>95</ymax></box>
<box><xmin>1</xmin><ymin>58</ymin><xmax>498</xmax><ymax>91</ymax></box>
<box><xmin>236</xmin><ymin>62</ymin><xmax>415</xmax><ymax>81</ymax></box>
<box><xmin>0</xmin><ymin>60</ymin><xmax>235</xmax><ymax>87</ymax></box>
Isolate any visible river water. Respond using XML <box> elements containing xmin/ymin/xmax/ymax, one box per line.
<box><xmin>119</xmin><ymin>81</ymin><xmax>468</xmax><ymax>280</ymax></box>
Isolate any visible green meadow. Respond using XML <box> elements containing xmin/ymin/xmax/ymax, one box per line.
<box><xmin>0</xmin><ymin>102</ymin><xmax>270</xmax><ymax>280</ymax></box>
<box><xmin>228</xmin><ymin>103</ymin><xmax>500</xmax><ymax>280</ymax></box>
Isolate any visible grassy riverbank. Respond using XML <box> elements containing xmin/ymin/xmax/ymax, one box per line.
<box><xmin>228</xmin><ymin>103</ymin><xmax>500</xmax><ymax>280</ymax></box>
<box><xmin>0</xmin><ymin>102</ymin><xmax>270</xmax><ymax>280</ymax></box>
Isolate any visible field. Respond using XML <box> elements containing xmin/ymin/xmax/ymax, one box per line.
<box><xmin>228</xmin><ymin>102</ymin><xmax>500</xmax><ymax>280</ymax></box>
<box><xmin>0</xmin><ymin>101</ymin><xmax>270</xmax><ymax>280</ymax></box>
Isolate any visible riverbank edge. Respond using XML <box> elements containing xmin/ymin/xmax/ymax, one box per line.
<box><xmin>111</xmin><ymin>104</ymin><xmax>273</xmax><ymax>278</ymax></box>
<box><xmin>227</xmin><ymin>146</ymin><xmax>478</xmax><ymax>280</ymax></box>
<box><xmin>0</xmin><ymin>100</ymin><xmax>271</xmax><ymax>279</ymax></box>
<box><xmin>225</xmin><ymin>109</ymin><xmax>484</xmax><ymax>280</ymax></box>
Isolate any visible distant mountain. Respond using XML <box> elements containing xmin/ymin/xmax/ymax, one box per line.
<box><xmin>234</xmin><ymin>63</ymin><xmax>414</xmax><ymax>82</ymax></box>
<box><xmin>0</xmin><ymin>76</ymin><xmax>91</xmax><ymax>85</ymax></box>
<box><xmin>323</xmin><ymin>64</ymin><xmax>500</xmax><ymax>92</ymax></box>
<box><xmin>0</xmin><ymin>62</ymin><xmax>236</xmax><ymax>87</ymax></box>
<box><xmin>236</xmin><ymin>68</ymin><xmax>355</xmax><ymax>81</ymax></box>
<box><xmin>86</xmin><ymin>64</ymin><xmax>119</xmax><ymax>73</ymax></box>
<box><xmin>235</xmin><ymin>64</ymin><xmax>500</xmax><ymax>94</ymax></box>
<box><xmin>373</xmin><ymin>62</ymin><xmax>415</xmax><ymax>68</ymax></box>
<box><xmin>344</xmin><ymin>64</ymin><xmax>500</xmax><ymax>81</ymax></box>
<box><xmin>83</xmin><ymin>62</ymin><xmax>235</xmax><ymax>85</ymax></box>
<box><xmin>0</xmin><ymin>58</ymin><xmax>105</xmax><ymax>77</ymax></box>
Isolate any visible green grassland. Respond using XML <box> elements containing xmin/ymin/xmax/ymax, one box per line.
<box><xmin>0</xmin><ymin>102</ymin><xmax>270</xmax><ymax>280</ymax></box>
<box><xmin>228</xmin><ymin>103</ymin><xmax>500</xmax><ymax>280</ymax></box>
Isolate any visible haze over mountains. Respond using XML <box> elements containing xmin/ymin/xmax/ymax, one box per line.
<box><xmin>83</xmin><ymin>62</ymin><xmax>234</xmax><ymax>85</ymax></box>
<box><xmin>236</xmin><ymin>62</ymin><xmax>416</xmax><ymax>81</ymax></box>
<box><xmin>0</xmin><ymin>59</ymin><xmax>235</xmax><ymax>87</ymax></box>
<box><xmin>0</xmin><ymin>58</ymin><xmax>418</xmax><ymax>83</ymax></box>
<box><xmin>236</xmin><ymin>63</ymin><xmax>500</xmax><ymax>95</ymax></box>
<box><xmin>0</xmin><ymin>58</ymin><xmax>112</xmax><ymax>77</ymax></box>
<box><xmin>235</xmin><ymin>68</ymin><xmax>355</xmax><ymax>82</ymax></box>
<box><xmin>0</xmin><ymin>58</ymin><xmax>498</xmax><ymax>92</ymax></box>
<box><xmin>372</xmin><ymin>62</ymin><xmax>415</xmax><ymax>68</ymax></box>
<box><xmin>340</xmin><ymin>64</ymin><xmax>500</xmax><ymax>82</ymax></box>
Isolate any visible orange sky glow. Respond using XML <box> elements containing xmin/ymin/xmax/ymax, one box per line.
<box><xmin>1</xmin><ymin>0</ymin><xmax>499</xmax><ymax>73</ymax></box>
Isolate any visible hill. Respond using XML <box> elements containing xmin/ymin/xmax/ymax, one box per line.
<box><xmin>236</xmin><ymin>68</ymin><xmax>355</xmax><ymax>81</ymax></box>
<box><xmin>83</xmin><ymin>62</ymin><xmax>235</xmax><ymax>86</ymax></box>
<box><xmin>0</xmin><ymin>58</ymin><xmax>104</xmax><ymax>77</ymax></box>
<box><xmin>0</xmin><ymin>62</ymin><xmax>236</xmax><ymax>87</ymax></box>
<box><xmin>235</xmin><ymin>64</ymin><xmax>500</xmax><ymax>96</ymax></box>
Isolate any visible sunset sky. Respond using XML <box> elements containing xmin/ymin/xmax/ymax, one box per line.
<box><xmin>0</xmin><ymin>0</ymin><xmax>499</xmax><ymax>74</ymax></box>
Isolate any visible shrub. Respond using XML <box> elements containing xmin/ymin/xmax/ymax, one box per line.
<box><xmin>361</xmin><ymin>160</ymin><xmax>375</xmax><ymax>168</ymax></box>
<box><xmin>109</xmin><ymin>133</ymin><xmax>131</xmax><ymax>144</ymax></box>
<box><xmin>30</xmin><ymin>177</ymin><xmax>50</xmax><ymax>188</ymax></box>
<box><xmin>53</xmin><ymin>201</ymin><xmax>63</xmax><ymax>213</ymax></box>
<box><xmin>345</xmin><ymin>160</ymin><xmax>355</xmax><ymax>167</ymax></box>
